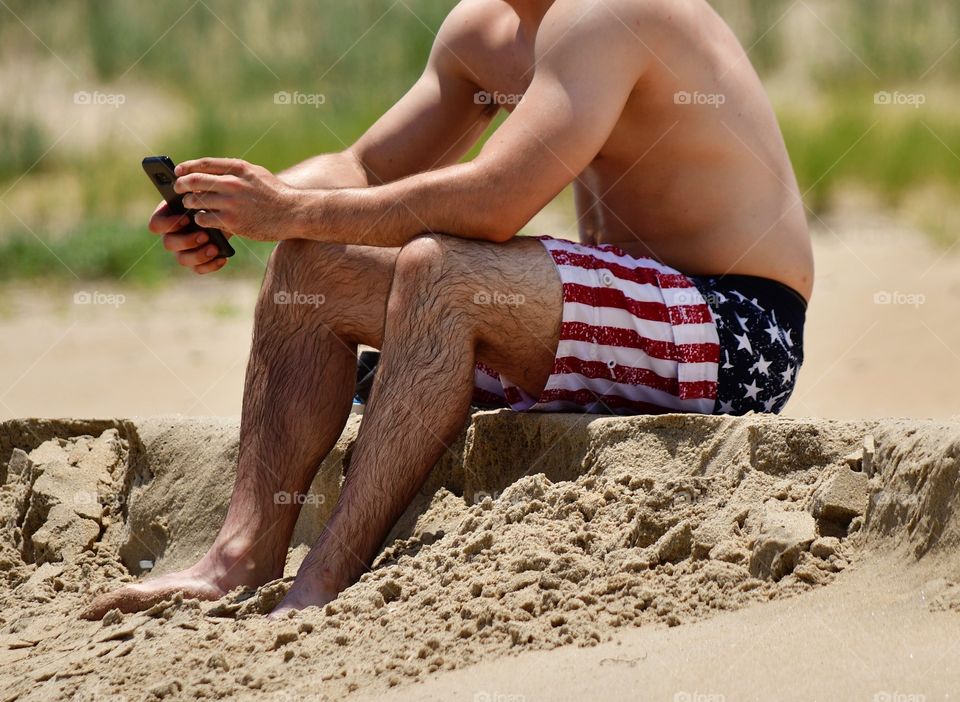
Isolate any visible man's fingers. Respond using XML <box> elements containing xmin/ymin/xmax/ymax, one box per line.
<box><xmin>148</xmin><ymin>201</ymin><xmax>190</xmax><ymax>235</ymax></box>
<box><xmin>193</xmin><ymin>257</ymin><xmax>228</xmax><ymax>275</ymax></box>
<box><xmin>173</xmin><ymin>172</ymin><xmax>240</xmax><ymax>195</ymax></box>
<box><xmin>193</xmin><ymin>209</ymin><xmax>230</xmax><ymax>231</ymax></box>
<box><xmin>163</xmin><ymin>231</ymin><xmax>209</xmax><ymax>253</ymax></box>
<box><xmin>176</xmin><ymin>244</ymin><xmax>221</xmax><ymax>268</ymax></box>
<box><xmin>182</xmin><ymin>192</ymin><xmax>229</xmax><ymax>211</ymax></box>
<box><xmin>176</xmin><ymin>158</ymin><xmax>249</xmax><ymax>177</ymax></box>
<box><xmin>148</xmin><ymin>213</ymin><xmax>190</xmax><ymax>235</ymax></box>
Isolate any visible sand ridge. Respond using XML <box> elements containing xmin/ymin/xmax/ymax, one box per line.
<box><xmin>1</xmin><ymin>412</ymin><xmax>958</xmax><ymax>700</ymax></box>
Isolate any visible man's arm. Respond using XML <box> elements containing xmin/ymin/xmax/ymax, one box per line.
<box><xmin>277</xmin><ymin>152</ymin><xmax>369</xmax><ymax>190</ymax></box>
<box><xmin>278</xmin><ymin>2</ymin><xmax>496</xmax><ymax>192</ymax></box>
<box><xmin>289</xmin><ymin>0</ymin><xmax>649</xmax><ymax>245</ymax></box>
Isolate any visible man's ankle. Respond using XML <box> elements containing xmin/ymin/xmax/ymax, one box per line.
<box><xmin>203</xmin><ymin>536</ymin><xmax>285</xmax><ymax>587</ymax></box>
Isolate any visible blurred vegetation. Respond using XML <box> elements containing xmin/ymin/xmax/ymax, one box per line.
<box><xmin>0</xmin><ymin>0</ymin><xmax>958</xmax><ymax>281</ymax></box>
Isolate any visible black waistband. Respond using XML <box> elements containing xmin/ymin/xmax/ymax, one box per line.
<box><xmin>693</xmin><ymin>274</ymin><xmax>808</xmax><ymax>332</ymax></box>
<box><xmin>709</xmin><ymin>275</ymin><xmax>807</xmax><ymax>310</ymax></box>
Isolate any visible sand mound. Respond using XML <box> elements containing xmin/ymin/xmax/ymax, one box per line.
<box><xmin>1</xmin><ymin>413</ymin><xmax>959</xmax><ymax>700</ymax></box>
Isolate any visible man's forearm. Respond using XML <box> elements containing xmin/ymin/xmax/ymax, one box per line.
<box><xmin>278</xmin><ymin>150</ymin><xmax>369</xmax><ymax>190</ymax></box>
<box><xmin>288</xmin><ymin>162</ymin><xmax>524</xmax><ymax>247</ymax></box>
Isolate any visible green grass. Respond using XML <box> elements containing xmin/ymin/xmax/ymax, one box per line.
<box><xmin>0</xmin><ymin>219</ymin><xmax>276</xmax><ymax>284</ymax></box>
<box><xmin>0</xmin><ymin>116</ymin><xmax>49</xmax><ymax>182</ymax></box>
<box><xmin>782</xmin><ymin>99</ymin><xmax>960</xmax><ymax>211</ymax></box>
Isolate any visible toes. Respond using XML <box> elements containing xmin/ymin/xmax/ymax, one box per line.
<box><xmin>81</xmin><ymin>579</ymin><xmax>228</xmax><ymax>620</ymax></box>
<box><xmin>80</xmin><ymin>586</ymin><xmax>163</xmax><ymax>620</ymax></box>
<box><xmin>79</xmin><ymin>592</ymin><xmax>122</xmax><ymax>620</ymax></box>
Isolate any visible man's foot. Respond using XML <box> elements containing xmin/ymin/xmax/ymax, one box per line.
<box><xmin>268</xmin><ymin>575</ymin><xmax>338</xmax><ymax>619</ymax></box>
<box><xmin>80</xmin><ymin>540</ymin><xmax>282</xmax><ymax>620</ymax></box>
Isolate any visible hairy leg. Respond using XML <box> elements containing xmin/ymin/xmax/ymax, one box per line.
<box><xmin>82</xmin><ymin>240</ymin><xmax>398</xmax><ymax>618</ymax></box>
<box><xmin>275</xmin><ymin>234</ymin><xmax>562</xmax><ymax>613</ymax></box>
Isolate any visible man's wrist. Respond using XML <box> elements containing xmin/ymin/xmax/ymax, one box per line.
<box><xmin>285</xmin><ymin>188</ymin><xmax>325</xmax><ymax>241</ymax></box>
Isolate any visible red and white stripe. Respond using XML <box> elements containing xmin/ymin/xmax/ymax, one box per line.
<box><xmin>473</xmin><ymin>237</ymin><xmax>720</xmax><ymax>415</ymax></box>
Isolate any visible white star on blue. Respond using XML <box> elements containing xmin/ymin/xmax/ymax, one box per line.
<box><xmin>751</xmin><ymin>355</ymin><xmax>772</xmax><ymax>376</ymax></box>
<box><xmin>733</xmin><ymin>332</ymin><xmax>753</xmax><ymax>354</ymax></box>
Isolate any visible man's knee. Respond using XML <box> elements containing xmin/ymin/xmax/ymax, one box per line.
<box><xmin>392</xmin><ymin>235</ymin><xmax>462</xmax><ymax>304</ymax></box>
<box><xmin>265</xmin><ymin>239</ymin><xmax>317</xmax><ymax>289</ymax></box>
<box><xmin>259</xmin><ymin>240</ymin><xmax>396</xmax><ymax>344</ymax></box>
<box><xmin>389</xmin><ymin>235</ymin><xmax>488</xmax><ymax>329</ymax></box>
<box><xmin>393</xmin><ymin>234</ymin><xmax>446</xmax><ymax>273</ymax></box>
<box><xmin>394</xmin><ymin>234</ymin><xmax>489</xmax><ymax>285</ymax></box>
<box><xmin>257</xmin><ymin>241</ymin><xmax>336</xmax><ymax>333</ymax></box>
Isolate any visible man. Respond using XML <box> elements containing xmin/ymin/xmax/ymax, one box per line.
<box><xmin>83</xmin><ymin>0</ymin><xmax>813</xmax><ymax>619</ymax></box>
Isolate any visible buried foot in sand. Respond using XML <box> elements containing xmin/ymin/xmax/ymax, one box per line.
<box><xmin>267</xmin><ymin>578</ymin><xmax>337</xmax><ymax>619</ymax></box>
<box><xmin>80</xmin><ymin>540</ymin><xmax>282</xmax><ymax>620</ymax></box>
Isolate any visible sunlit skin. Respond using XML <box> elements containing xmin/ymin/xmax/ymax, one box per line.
<box><xmin>83</xmin><ymin>0</ymin><xmax>813</xmax><ymax>620</ymax></box>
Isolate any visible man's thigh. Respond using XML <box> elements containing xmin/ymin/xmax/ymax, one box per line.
<box><xmin>444</xmin><ymin>235</ymin><xmax>563</xmax><ymax>398</ymax></box>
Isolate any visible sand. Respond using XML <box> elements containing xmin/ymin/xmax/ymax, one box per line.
<box><xmin>2</xmin><ymin>411</ymin><xmax>959</xmax><ymax>701</ymax></box>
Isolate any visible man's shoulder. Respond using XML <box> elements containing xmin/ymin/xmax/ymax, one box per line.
<box><xmin>536</xmin><ymin>0</ymin><xmax>667</xmax><ymax>60</ymax></box>
<box><xmin>440</xmin><ymin>0</ymin><xmax>515</xmax><ymax>45</ymax></box>
<box><xmin>540</xmin><ymin>0</ymin><xmax>679</xmax><ymax>48</ymax></box>
<box><xmin>431</xmin><ymin>0</ymin><xmax>516</xmax><ymax>72</ymax></box>
<box><xmin>440</xmin><ymin>0</ymin><xmax>672</xmax><ymax>48</ymax></box>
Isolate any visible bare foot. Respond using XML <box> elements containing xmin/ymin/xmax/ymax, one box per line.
<box><xmin>81</xmin><ymin>541</ymin><xmax>282</xmax><ymax>620</ymax></box>
<box><xmin>268</xmin><ymin>578</ymin><xmax>337</xmax><ymax>620</ymax></box>
<box><xmin>80</xmin><ymin>569</ymin><xmax>226</xmax><ymax>620</ymax></box>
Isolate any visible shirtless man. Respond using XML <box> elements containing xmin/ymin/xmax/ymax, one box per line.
<box><xmin>83</xmin><ymin>0</ymin><xmax>813</xmax><ymax>619</ymax></box>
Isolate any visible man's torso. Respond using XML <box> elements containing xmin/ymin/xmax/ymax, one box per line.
<box><xmin>455</xmin><ymin>0</ymin><xmax>814</xmax><ymax>299</ymax></box>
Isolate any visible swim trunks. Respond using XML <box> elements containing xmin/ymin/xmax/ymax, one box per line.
<box><xmin>472</xmin><ymin>236</ymin><xmax>806</xmax><ymax>416</ymax></box>
<box><xmin>693</xmin><ymin>273</ymin><xmax>806</xmax><ymax>415</ymax></box>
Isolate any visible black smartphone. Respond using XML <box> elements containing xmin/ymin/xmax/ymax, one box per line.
<box><xmin>142</xmin><ymin>155</ymin><xmax>235</xmax><ymax>258</ymax></box>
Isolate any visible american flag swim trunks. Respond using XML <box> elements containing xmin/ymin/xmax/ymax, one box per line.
<box><xmin>472</xmin><ymin>236</ymin><xmax>722</xmax><ymax>415</ymax></box>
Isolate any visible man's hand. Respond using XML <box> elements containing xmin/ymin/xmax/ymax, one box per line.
<box><xmin>148</xmin><ymin>201</ymin><xmax>232</xmax><ymax>275</ymax></box>
<box><xmin>174</xmin><ymin>158</ymin><xmax>299</xmax><ymax>242</ymax></box>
